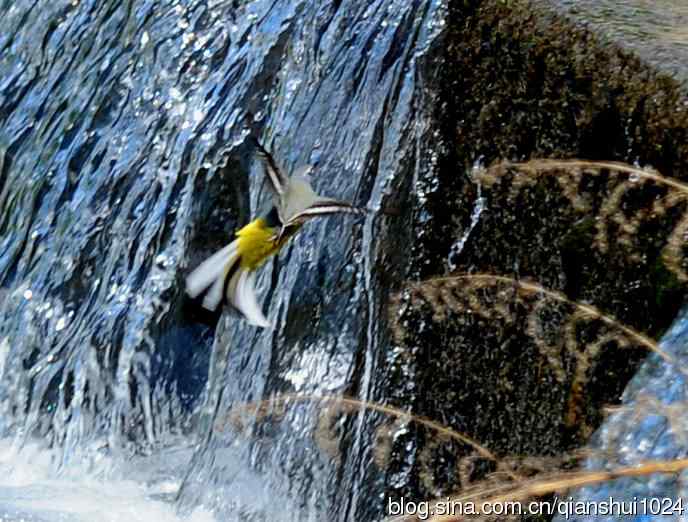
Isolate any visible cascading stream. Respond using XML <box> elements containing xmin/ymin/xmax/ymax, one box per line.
<box><xmin>0</xmin><ymin>0</ymin><xmax>447</xmax><ymax>520</ymax></box>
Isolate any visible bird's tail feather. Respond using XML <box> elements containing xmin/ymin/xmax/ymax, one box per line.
<box><xmin>185</xmin><ymin>240</ymin><xmax>271</xmax><ymax>328</ymax></box>
<box><xmin>225</xmin><ymin>268</ymin><xmax>270</xmax><ymax>328</ymax></box>
<box><xmin>186</xmin><ymin>241</ymin><xmax>239</xmax><ymax>302</ymax></box>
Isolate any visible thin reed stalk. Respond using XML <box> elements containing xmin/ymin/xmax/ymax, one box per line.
<box><xmin>220</xmin><ymin>392</ymin><xmax>499</xmax><ymax>463</ymax></box>
<box><xmin>426</xmin><ymin>458</ymin><xmax>688</xmax><ymax>522</ymax></box>
<box><xmin>404</xmin><ymin>273</ymin><xmax>688</xmax><ymax>379</ymax></box>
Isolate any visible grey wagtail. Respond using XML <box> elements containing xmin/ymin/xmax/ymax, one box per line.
<box><xmin>185</xmin><ymin>141</ymin><xmax>366</xmax><ymax>328</ymax></box>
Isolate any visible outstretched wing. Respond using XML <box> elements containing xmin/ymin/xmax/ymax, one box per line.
<box><xmin>252</xmin><ymin>138</ymin><xmax>288</xmax><ymax>200</ymax></box>
<box><xmin>283</xmin><ymin>198</ymin><xmax>367</xmax><ymax>227</ymax></box>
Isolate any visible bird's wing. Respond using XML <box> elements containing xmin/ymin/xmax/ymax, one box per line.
<box><xmin>186</xmin><ymin>242</ymin><xmax>239</xmax><ymax>300</ymax></box>
<box><xmin>253</xmin><ymin>139</ymin><xmax>288</xmax><ymax>201</ymax></box>
<box><xmin>283</xmin><ymin>198</ymin><xmax>367</xmax><ymax>226</ymax></box>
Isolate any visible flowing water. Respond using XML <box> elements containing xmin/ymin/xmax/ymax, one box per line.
<box><xmin>551</xmin><ymin>0</ymin><xmax>688</xmax><ymax>83</ymax></box>
<box><xmin>0</xmin><ymin>0</ymin><xmax>447</xmax><ymax>520</ymax></box>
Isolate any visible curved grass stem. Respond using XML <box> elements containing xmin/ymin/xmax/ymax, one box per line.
<box><xmin>503</xmin><ymin>159</ymin><xmax>688</xmax><ymax>194</ymax></box>
<box><xmin>425</xmin><ymin>458</ymin><xmax>688</xmax><ymax>522</ymax></box>
<box><xmin>220</xmin><ymin>392</ymin><xmax>500</xmax><ymax>463</ymax></box>
<box><xmin>411</xmin><ymin>273</ymin><xmax>688</xmax><ymax>380</ymax></box>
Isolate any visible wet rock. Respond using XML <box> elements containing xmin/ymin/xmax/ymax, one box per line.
<box><xmin>383</xmin><ymin>0</ymin><xmax>688</xmax><ymax>515</ymax></box>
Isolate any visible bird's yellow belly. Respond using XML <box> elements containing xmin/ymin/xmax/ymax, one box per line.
<box><xmin>236</xmin><ymin>218</ymin><xmax>300</xmax><ymax>270</ymax></box>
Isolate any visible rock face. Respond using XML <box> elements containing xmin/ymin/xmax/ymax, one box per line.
<box><xmin>383</xmin><ymin>0</ymin><xmax>688</xmax><ymax>516</ymax></box>
<box><xmin>549</xmin><ymin>0</ymin><xmax>688</xmax><ymax>86</ymax></box>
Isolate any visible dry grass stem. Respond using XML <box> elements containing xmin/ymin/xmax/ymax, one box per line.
<box><xmin>476</xmin><ymin>159</ymin><xmax>688</xmax><ymax>281</ymax></box>
<box><xmin>401</xmin><ymin>274</ymin><xmax>686</xmax><ymax>379</ymax></box>
<box><xmin>217</xmin><ymin>392</ymin><xmax>500</xmax><ymax>463</ymax></box>
<box><xmin>425</xmin><ymin>458</ymin><xmax>688</xmax><ymax>522</ymax></box>
<box><xmin>509</xmin><ymin>160</ymin><xmax>688</xmax><ymax>193</ymax></box>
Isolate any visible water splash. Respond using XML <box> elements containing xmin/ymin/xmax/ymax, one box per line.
<box><xmin>0</xmin><ymin>438</ymin><xmax>214</xmax><ymax>522</ymax></box>
<box><xmin>447</xmin><ymin>174</ymin><xmax>486</xmax><ymax>272</ymax></box>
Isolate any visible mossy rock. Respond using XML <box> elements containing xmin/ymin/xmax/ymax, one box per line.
<box><xmin>381</xmin><ymin>0</ymin><xmax>688</xmax><ymax>512</ymax></box>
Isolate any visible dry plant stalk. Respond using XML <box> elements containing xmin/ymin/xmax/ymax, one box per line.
<box><xmin>422</xmin><ymin>458</ymin><xmax>688</xmax><ymax>522</ymax></box>
<box><xmin>398</xmin><ymin>274</ymin><xmax>678</xmax><ymax>369</ymax></box>
<box><xmin>217</xmin><ymin>392</ymin><xmax>501</xmax><ymax>464</ymax></box>
<box><xmin>598</xmin><ymin>394</ymin><xmax>688</xmax><ymax>451</ymax></box>
<box><xmin>380</xmin><ymin>160</ymin><xmax>688</xmax><ymax>518</ymax></box>
<box><xmin>392</xmin><ymin>273</ymin><xmax>686</xmax><ymax>433</ymax></box>
<box><xmin>476</xmin><ymin>159</ymin><xmax>688</xmax><ymax>281</ymax></box>
<box><xmin>220</xmin><ymin>393</ymin><xmax>584</xmax><ymax>497</ymax></box>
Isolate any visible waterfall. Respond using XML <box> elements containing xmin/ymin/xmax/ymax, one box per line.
<box><xmin>0</xmin><ymin>0</ymin><xmax>447</xmax><ymax>520</ymax></box>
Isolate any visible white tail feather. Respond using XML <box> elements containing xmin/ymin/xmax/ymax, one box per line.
<box><xmin>186</xmin><ymin>241</ymin><xmax>238</xmax><ymax>300</ymax></box>
<box><xmin>228</xmin><ymin>269</ymin><xmax>271</xmax><ymax>328</ymax></box>
<box><xmin>201</xmin><ymin>271</ymin><xmax>226</xmax><ymax>311</ymax></box>
<box><xmin>186</xmin><ymin>239</ymin><xmax>271</xmax><ymax>327</ymax></box>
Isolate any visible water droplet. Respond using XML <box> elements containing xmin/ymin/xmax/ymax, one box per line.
<box><xmin>23</xmin><ymin>290</ymin><xmax>33</xmax><ymax>300</ymax></box>
<box><xmin>99</xmin><ymin>57</ymin><xmax>111</xmax><ymax>72</ymax></box>
<box><xmin>286</xmin><ymin>79</ymin><xmax>302</xmax><ymax>96</ymax></box>
<box><xmin>56</xmin><ymin>318</ymin><xmax>66</xmax><ymax>332</ymax></box>
<box><xmin>171</xmin><ymin>102</ymin><xmax>187</xmax><ymax>117</ymax></box>
<box><xmin>182</xmin><ymin>32</ymin><xmax>195</xmax><ymax>46</ymax></box>
<box><xmin>140</xmin><ymin>31</ymin><xmax>149</xmax><ymax>47</ymax></box>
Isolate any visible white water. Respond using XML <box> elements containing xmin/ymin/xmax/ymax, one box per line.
<box><xmin>0</xmin><ymin>440</ymin><xmax>214</xmax><ymax>522</ymax></box>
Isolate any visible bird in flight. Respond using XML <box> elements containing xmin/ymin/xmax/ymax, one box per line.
<box><xmin>185</xmin><ymin>140</ymin><xmax>366</xmax><ymax>328</ymax></box>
